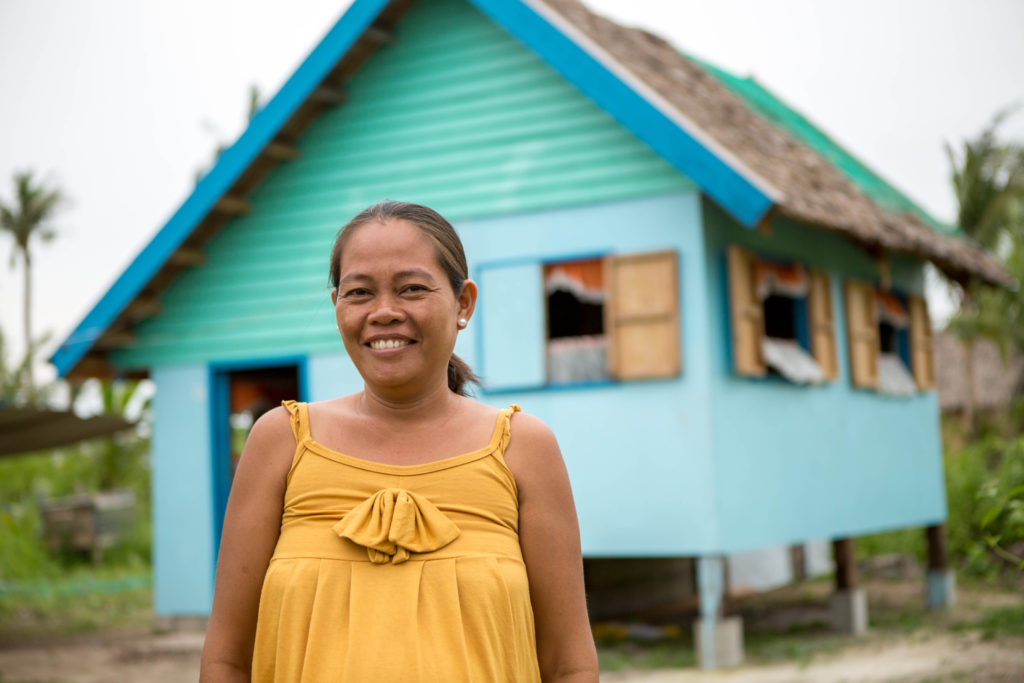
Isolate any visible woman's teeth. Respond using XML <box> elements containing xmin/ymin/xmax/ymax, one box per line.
<box><xmin>370</xmin><ymin>339</ymin><xmax>411</xmax><ymax>350</ymax></box>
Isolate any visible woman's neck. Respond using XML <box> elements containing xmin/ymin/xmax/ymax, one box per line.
<box><xmin>356</xmin><ymin>380</ymin><xmax>459</xmax><ymax>424</ymax></box>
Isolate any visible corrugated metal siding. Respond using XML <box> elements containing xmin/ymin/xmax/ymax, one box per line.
<box><xmin>113</xmin><ymin>0</ymin><xmax>692</xmax><ymax>369</ymax></box>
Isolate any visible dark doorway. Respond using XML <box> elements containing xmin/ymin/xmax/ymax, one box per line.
<box><xmin>212</xmin><ymin>361</ymin><xmax>303</xmax><ymax>557</ymax></box>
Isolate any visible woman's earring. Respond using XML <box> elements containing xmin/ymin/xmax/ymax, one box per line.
<box><xmin>457</xmin><ymin>318</ymin><xmax>468</xmax><ymax>329</ymax></box>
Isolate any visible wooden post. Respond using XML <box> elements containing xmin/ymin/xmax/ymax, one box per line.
<box><xmin>926</xmin><ymin>524</ymin><xmax>949</xmax><ymax>571</ymax></box>
<box><xmin>832</xmin><ymin>538</ymin><xmax>857</xmax><ymax>590</ymax></box>
<box><xmin>789</xmin><ymin>544</ymin><xmax>806</xmax><ymax>582</ymax></box>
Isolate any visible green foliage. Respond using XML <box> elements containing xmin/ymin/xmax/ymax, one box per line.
<box><xmin>856</xmin><ymin>527</ymin><xmax>926</xmax><ymax>562</ymax></box>
<box><xmin>0</xmin><ymin>380</ymin><xmax>153</xmax><ymax>581</ymax></box>
<box><xmin>946</xmin><ymin>434</ymin><xmax>1024</xmax><ymax>580</ymax></box>
<box><xmin>0</xmin><ymin>502</ymin><xmax>59</xmax><ymax>582</ymax></box>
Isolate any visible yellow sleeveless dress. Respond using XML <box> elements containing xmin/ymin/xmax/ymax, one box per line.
<box><xmin>251</xmin><ymin>401</ymin><xmax>541</xmax><ymax>682</ymax></box>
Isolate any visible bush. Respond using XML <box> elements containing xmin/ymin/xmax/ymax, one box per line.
<box><xmin>946</xmin><ymin>433</ymin><xmax>1024</xmax><ymax>582</ymax></box>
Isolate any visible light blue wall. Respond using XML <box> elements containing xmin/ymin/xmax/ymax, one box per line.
<box><xmin>455</xmin><ymin>192</ymin><xmax>722</xmax><ymax>555</ymax></box>
<box><xmin>151</xmin><ymin>364</ymin><xmax>215</xmax><ymax>615</ymax></box>
<box><xmin>701</xmin><ymin>201</ymin><xmax>946</xmax><ymax>553</ymax></box>
<box><xmin>307</xmin><ymin>351</ymin><xmax>364</xmax><ymax>402</ymax></box>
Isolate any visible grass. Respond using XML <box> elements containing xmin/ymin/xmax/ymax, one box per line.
<box><xmin>0</xmin><ymin>566</ymin><xmax>153</xmax><ymax>643</ymax></box>
<box><xmin>949</xmin><ymin>599</ymin><xmax>1024</xmax><ymax>640</ymax></box>
<box><xmin>593</xmin><ymin>576</ymin><xmax>1024</xmax><ymax>673</ymax></box>
<box><xmin>597</xmin><ymin>639</ymin><xmax>695</xmax><ymax>672</ymax></box>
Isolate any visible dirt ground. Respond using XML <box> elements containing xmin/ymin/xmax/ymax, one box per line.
<box><xmin>0</xmin><ymin>579</ymin><xmax>1021</xmax><ymax>682</ymax></box>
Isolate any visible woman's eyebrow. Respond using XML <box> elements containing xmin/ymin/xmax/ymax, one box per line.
<box><xmin>394</xmin><ymin>269</ymin><xmax>438</xmax><ymax>281</ymax></box>
<box><xmin>337</xmin><ymin>269</ymin><xmax>438</xmax><ymax>286</ymax></box>
<box><xmin>337</xmin><ymin>272</ymin><xmax>371</xmax><ymax>286</ymax></box>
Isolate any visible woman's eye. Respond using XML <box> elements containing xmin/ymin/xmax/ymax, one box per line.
<box><xmin>344</xmin><ymin>288</ymin><xmax>371</xmax><ymax>297</ymax></box>
<box><xmin>403</xmin><ymin>284</ymin><xmax>428</xmax><ymax>294</ymax></box>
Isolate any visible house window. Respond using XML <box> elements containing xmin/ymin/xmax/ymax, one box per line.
<box><xmin>844</xmin><ymin>279</ymin><xmax>934</xmax><ymax>394</ymax></box>
<box><xmin>545</xmin><ymin>252</ymin><xmax>682</xmax><ymax>384</ymax></box>
<box><xmin>544</xmin><ymin>259</ymin><xmax>608</xmax><ymax>384</ymax></box>
<box><xmin>727</xmin><ymin>245</ymin><xmax>836</xmax><ymax>384</ymax></box>
<box><xmin>477</xmin><ymin>250</ymin><xmax>680</xmax><ymax>391</ymax></box>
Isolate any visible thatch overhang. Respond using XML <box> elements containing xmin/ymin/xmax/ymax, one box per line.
<box><xmin>539</xmin><ymin>0</ymin><xmax>1012</xmax><ymax>288</ymax></box>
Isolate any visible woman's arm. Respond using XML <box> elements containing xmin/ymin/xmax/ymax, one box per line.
<box><xmin>199</xmin><ymin>407</ymin><xmax>295</xmax><ymax>683</ymax></box>
<box><xmin>506</xmin><ymin>413</ymin><xmax>599</xmax><ymax>683</ymax></box>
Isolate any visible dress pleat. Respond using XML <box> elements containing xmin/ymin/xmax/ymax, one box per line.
<box><xmin>252</xmin><ymin>401</ymin><xmax>540</xmax><ymax>682</ymax></box>
<box><xmin>302</xmin><ymin>559</ymin><xmax>350</xmax><ymax>680</ymax></box>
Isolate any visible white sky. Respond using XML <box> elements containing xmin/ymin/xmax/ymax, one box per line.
<box><xmin>2</xmin><ymin>0</ymin><xmax>1023</xmax><ymax>382</ymax></box>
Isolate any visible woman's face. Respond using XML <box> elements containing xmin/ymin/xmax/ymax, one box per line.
<box><xmin>331</xmin><ymin>219</ymin><xmax>476</xmax><ymax>396</ymax></box>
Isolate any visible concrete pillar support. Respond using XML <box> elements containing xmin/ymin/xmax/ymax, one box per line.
<box><xmin>829</xmin><ymin>588</ymin><xmax>868</xmax><ymax>634</ymax></box>
<box><xmin>692</xmin><ymin>556</ymin><xmax>744</xmax><ymax>669</ymax></box>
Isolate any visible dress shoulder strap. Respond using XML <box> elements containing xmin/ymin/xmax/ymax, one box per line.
<box><xmin>493</xmin><ymin>404</ymin><xmax>521</xmax><ymax>456</ymax></box>
<box><xmin>281</xmin><ymin>400</ymin><xmax>311</xmax><ymax>444</ymax></box>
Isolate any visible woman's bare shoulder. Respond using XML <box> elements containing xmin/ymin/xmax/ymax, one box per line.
<box><xmin>504</xmin><ymin>408</ymin><xmax>561</xmax><ymax>474</ymax></box>
<box><xmin>239</xmin><ymin>406</ymin><xmax>299</xmax><ymax>479</ymax></box>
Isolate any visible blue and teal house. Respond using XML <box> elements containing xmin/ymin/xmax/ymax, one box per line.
<box><xmin>52</xmin><ymin>0</ymin><xmax>1007</xmax><ymax>667</ymax></box>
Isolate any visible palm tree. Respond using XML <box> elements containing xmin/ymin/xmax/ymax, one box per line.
<box><xmin>0</xmin><ymin>170</ymin><xmax>64</xmax><ymax>392</ymax></box>
<box><xmin>945</xmin><ymin>110</ymin><xmax>1024</xmax><ymax>435</ymax></box>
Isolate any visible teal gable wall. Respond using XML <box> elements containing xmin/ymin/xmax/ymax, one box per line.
<box><xmin>701</xmin><ymin>201</ymin><xmax>946</xmax><ymax>553</ymax></box>
<box><xmin>112</xmin><ymin>0</ymin><xmax>691</xmax><ymax>370</ymax></box>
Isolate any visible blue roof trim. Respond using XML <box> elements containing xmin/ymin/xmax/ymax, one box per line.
<box><xmin>51</xmin><ymin>0</ymin><xmax>391</xmax><ymax>378</ymax></box>
<box><xmin>466</xmin><ymin>0</ymin><xmax>774</xmax><ymax>227</ymax></box>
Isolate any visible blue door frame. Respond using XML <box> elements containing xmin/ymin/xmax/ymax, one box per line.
<box><xmin>209</xmin><ymin>355</ymin><xmax>309</xmax><ymax>574</ymax></box>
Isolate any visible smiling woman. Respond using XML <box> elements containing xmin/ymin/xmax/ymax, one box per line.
<box><xmin>199</xmin><ymin>201</ymin><xmax>598</xmax><ymax>683</ymax></box>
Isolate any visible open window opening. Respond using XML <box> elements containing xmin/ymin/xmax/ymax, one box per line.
<box><xmin>544</xmin><ymin>259</ymin><xmax>608</xmax><ymax>384</ymax></box>
<box><xmin>729</xmin><ymin>246</ymin><xmax>835</xmax><ymax>384</ymax></box>
<box><xmin>478</xmin><ymin>250</ymin><xmax>679</xmax><ymax>392</ymax></box>
<box><xmin>845</xmin><ymin>279</ymin><xmax>934</xmax><ymax>394</ymax></box>
<box><xmin>876</xmin><ymin>292</ymin><xmax>915</xmax><ymax>396</ymax></box>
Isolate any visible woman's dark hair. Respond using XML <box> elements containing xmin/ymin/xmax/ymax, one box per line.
<box><xmin>329</xmin><ymin>200</ymin><xmax>481</xmax><ymax>396</ymax></box>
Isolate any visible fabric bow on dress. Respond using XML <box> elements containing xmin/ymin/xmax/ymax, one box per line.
<box><xmin>332</xmin><ymin>488</ymin><xmax>461</xmax><ymax>564</ymax></box>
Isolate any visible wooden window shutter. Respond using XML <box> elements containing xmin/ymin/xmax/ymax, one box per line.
<box><xmin>605</xmin><ymin>250</ymin><xmax>680</xmax><ymax>380</ymax></box>
<box><xmin>727</xmin><ymin>245</ymin><xmax>765</xmax><ymax>376</ymax></box>
<box><xmin>807</xmin><ymin>269</ymin><xmax>838</xmax><ymax>380</ymax></box>
<box><xmin>908</xmin><ymin>295</ymin><xmax>935</xmax><ymax>390</ymax></box>
<box><xmin>843</xmin><ymin>279</ymin><xmax>879</xmax><ymax>389</ymax></box>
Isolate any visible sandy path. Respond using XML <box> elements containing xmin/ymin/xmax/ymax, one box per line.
<box><xmin>602</xmin><ymin>632</ymin><xmax>1024</xmax><ymax>682</ymax></box>
<box><xmin>1</xmin><ymin>629</ymin><xmax>1022</xmax><ymax>682</ymax></box>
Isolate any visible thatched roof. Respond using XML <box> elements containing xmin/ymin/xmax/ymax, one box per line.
<box><xmin>934</xmin><ymin>331</ymin><xmax>1023</xmax><ymax>412</ymax></box>
<box><xmin>539</xmin><ymin>0</ymin><xmax>1011</xmax><ymax>287</ymax></box>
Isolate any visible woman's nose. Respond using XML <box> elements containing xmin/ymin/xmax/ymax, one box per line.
<box><xmin>367</xmin><ymin>296</ymin><xmax>405</xmax><ymax>325</ymax></box>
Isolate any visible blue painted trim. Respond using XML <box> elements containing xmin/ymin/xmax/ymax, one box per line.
<box><xmin>466</xmin><ymin>0</ymin><xmax>774</xmax><ymax>226</ymax></box>
<box><xmin>50</xmin><ymin>0</ymin><xmax>391</xmax><ymax>378</ymax></box>
<box><xmin>794</xmin><ymin>296</ymin><xmax>810</xmax><ymax>352</ymax></box>
<box><xmin>207</xmin><ymin>354</ymin><xmax>309</xmax><ymax>579</ymax></box>
<box><xmin>208</xmin><ymin>367</ymin><xmax>230</xmax><ymax>580</ymax></box>
<box><xmin>897</xmin><ymin>327</ymin><xmax>911</xmax><ymax>368</ymax></box>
